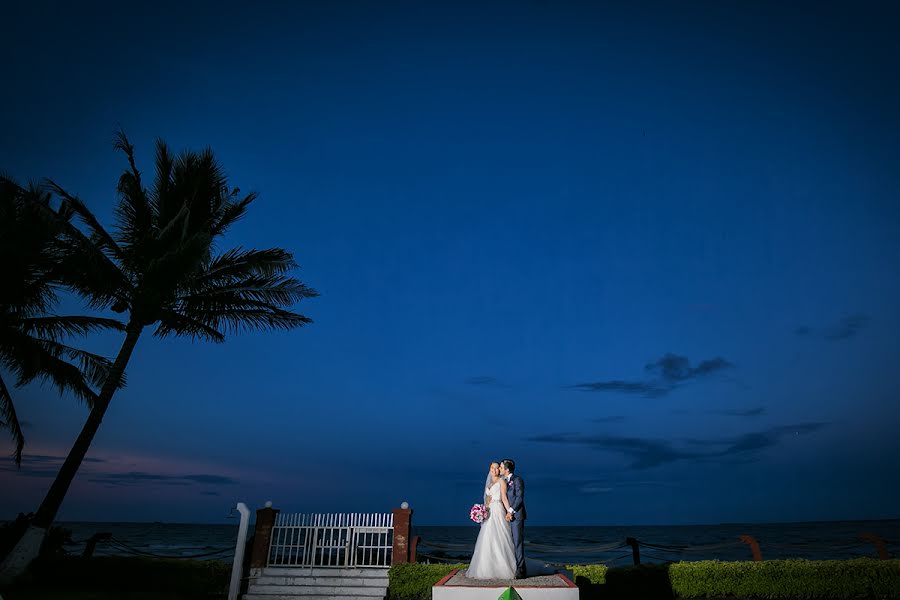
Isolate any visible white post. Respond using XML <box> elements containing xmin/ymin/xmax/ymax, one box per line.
<box><xmin>227</xmin><ymin>502</ymin><xmax>251</xmax><ymax>600</ymax></box>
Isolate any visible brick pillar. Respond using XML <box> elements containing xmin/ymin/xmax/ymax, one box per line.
<box><xmin>249</xmin><ymin>505</ymin><xmax>280</xmax><ymax>568</ymax></box>
<box><xmin>392</xmin><ymin>506</ymin><xmax>413</xmax><ymax>565</ymax></box>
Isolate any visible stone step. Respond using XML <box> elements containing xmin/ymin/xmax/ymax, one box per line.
<box><xmin>260</xmin><ymin>567</ymin><xmax>389</xmax><ymax>578</ymax></box>
<box><xmin>244</xmin><ymin>596</ymin><xmax>384</xmax><ymax>600</ymax></box>
<box><xmin>254</xmin><ymin>576</ymin><xmax>388</xmax><ymax>586</ymax></box>
<box><xmin>245</xmin><ymin>584</ymin><xmax>387</xmax><ymax>597</ymax></box>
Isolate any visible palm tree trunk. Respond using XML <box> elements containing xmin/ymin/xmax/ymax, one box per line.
<box><xmin>0</xmin><ymin>323</ymin><xmax>144</xmax><ymax>584</ymax></box>
<box><xmin>0</xmin><ymin>323</ymin><xmax>143</xmax><ymax>583</ymax></box>
<box><xmin>32</xmin><ymin>323</ymin><xmax>144</xmax><ymax>528</ymax></box>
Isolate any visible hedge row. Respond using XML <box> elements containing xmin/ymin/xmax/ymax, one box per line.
<box><xmin>567</xmin><ymin>558</ymin><xmax>900</xmax><ymax>599</ymax></box>
<box><xmin>388</xmin><ymin>563</ymin><xmax>468</xmax><ymax>599</ymax></box>
<box><xmin>669</xmin><ymin>558</ymin><xmax>900</xmax><ymax>598</ymax></box>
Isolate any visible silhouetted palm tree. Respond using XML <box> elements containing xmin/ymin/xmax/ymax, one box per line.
<box><xmin>0</xmin><ymin>177</ymin><xmax>121</xmax><ymax>466</ymax></box>
<box><xmin>1</xmin><ymin>132</ymin><xmax>316</xmax><ymax>578</ymax></box>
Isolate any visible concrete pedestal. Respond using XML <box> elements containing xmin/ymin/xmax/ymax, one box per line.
<box><xmin>433</xmin><ymin>569</ymin><xmax>579</xmax><ymax>600</ymax></box>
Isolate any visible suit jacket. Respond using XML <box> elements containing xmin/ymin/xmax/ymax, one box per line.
<box><xmin>507</xmin><ymin>474</ymin><xmax>526</xmax><ymax>521</ymax></box>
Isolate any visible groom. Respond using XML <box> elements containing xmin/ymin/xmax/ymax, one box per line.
<box><xmin>500</xmin><ymin>458</ymin><xmax>527</xmax><ymax>578</ymax></box>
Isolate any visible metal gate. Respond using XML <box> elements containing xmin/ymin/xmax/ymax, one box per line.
<box><xmin>267</xmin><ymin>512</ymin><xmax>394</xmax><ymax>567</ymax></box>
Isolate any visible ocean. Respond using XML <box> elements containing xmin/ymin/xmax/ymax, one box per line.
<box><xmin>53</xmin><ymin>519</ymin><xmax>900</xmax><ymax>566</ymax></box>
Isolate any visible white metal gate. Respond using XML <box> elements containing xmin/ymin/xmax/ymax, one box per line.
<box><xmin>268</xmin><ymin>512</ymin><xmax>394</xmax><ymax>567</ymax></box>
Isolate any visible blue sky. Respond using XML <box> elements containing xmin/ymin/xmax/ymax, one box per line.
<box><xmin>2</xmin><ymin>1</ymin><xmax>900</xmax><ymax>525</ymax></box>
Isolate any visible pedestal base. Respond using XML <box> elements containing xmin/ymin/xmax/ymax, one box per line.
<box><xmin>433</xmin><ymin>569</ymin><xmax>579</xmax><ymax>600</ymax></box>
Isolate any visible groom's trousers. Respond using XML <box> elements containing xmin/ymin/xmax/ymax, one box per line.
<box><xmin>510</xmin><ymin>518</ymin><xmax>526</xmax><ymax>577</ymax></box>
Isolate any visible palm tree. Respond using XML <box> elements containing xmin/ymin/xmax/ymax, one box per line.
<box><xmin>0</xmin><ymin>132</ymin><xmax>317</xmax><ymax>579</ymax></box>
<box><xmin>0</xmin><ymin>176</ymin><xmax>121</xmax><ymax>467</ymax></box>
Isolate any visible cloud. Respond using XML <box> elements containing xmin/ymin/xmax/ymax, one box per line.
<box><xmin>87</xmin><ymin>471</ymin><xmax>239</xmax><ymax>487</ymax></box>
<box><xmin>645</xmin><ymin>354</ymin><xmax>732</xmax><ymax>381</ymax></box>
<box><xmin>527</xmin><ymin>423</ymin><xmax>826</xmax><ymax>469</ymax></box>
<box><xmin>592</xmin><ymin>416</ymin><xmax>626</xmax><ymax>423</ymax></box>
<box><xmin>0</xmin><ymin>453</ymin><xmax>106</xmax><ymax>478</ymax></box>
<box><xmin>527</xmin><ymin>432</ymin><xmax>696</xmax><ymax>469</ymax></box>
<box><xmin>464</xmin><ymin>376</ymin><xmax>511</xmax><ymax>388</ymax></box>
<box><xmin>795</xmin><ymin>314</ymin><xmax>869</xmax><ymax>341</ymax></box>
<box><xmin>571</xmin><ymin>380</ymin><xmax>667</xmax><ymax>397</ymax></box>
<box><xmin>824</xmin><ymin>315</ymin><xmax>869</xmax><ymax>340</ymax></box>
<box><xmin>577</xmin><ymin>478</ymin><xmax>682</xmax><ymax>494</ymax></box>
<box><xmin>718</xmin><ymin>423</ymin><xmax>827</xmax><ymax>456</ymax></box>
<box><xmin>715</xmin><ymin>407</ymin><xmax>766</xmax><ymax>417</ymax></box>
<box><xmin>1</xmin><ymin>453</ymin><xmax>239</xmax><ymax>489</ymax></box>
<box><xmin>570</xmin><ymin>353</ymin><xmax>733</xmax><ymax>398</ymax></box>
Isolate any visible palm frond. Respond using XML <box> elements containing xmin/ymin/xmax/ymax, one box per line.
<box><xmin>45</xmin><ymin>180</ymin><xmax>124</xmax><ymax>261</ymax></box>
<box><xmin>20</xmin><ymin>315</ymin><xmax>124</xmax><ymax>340</ymax></box>
<box><xmin>52</xmin><ymin>227</ymin><xmax>132</xmax><ymax>310</ymax></box>
<box><xmin>170</xmin><ymin>305</ymin><xmax>313</xmax><ymax>336</ymax></box>
<box><xmin>4</xmin><ymin>330</ymin><xmax>100</xmax><ymax>407</ymax></box>
<box><xmin>183</xmin><ymin>275</ymin><xmax>318</xmax><ymax>307</ymax></box>
<box><xmin>155</xmin><ymin>309</ymin><xmax>226</xmax><ymax>343</ymax></box>
<box><xmin>200</xmin><ymin>248</ymin><xmax>299</xmax><ymax>283</ymax></box>
<box><xmin>211</xmin><ymin>192</ymin><xmax>256</xmax><ymax>236</ymax></box>
<box><xmin>150</xmin><ymin>138</ymin><xmax>174</xmax><ymax>218</ymax></box>
<box><xmin>0</xmin><ymin>374</ymin><xmax>25</xmax><ymax>467</ymax></box>
<box><xmin>37</xmin><ymin>338</ymin><xmax>118</xmax><ymax>390</ymax></box>
<box><xmin>112</xmin><ymin>129</ymin><xmax>154</xmax><ymax>253</ymax></box>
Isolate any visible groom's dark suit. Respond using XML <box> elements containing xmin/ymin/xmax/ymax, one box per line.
<box><xmin>506</xmin><ymin>473</ymin><xmax>526</xmax><ymax>577</ymax></box>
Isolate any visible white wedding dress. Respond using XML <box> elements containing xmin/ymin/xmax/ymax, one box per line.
<box><xmin>466</xmin><ymin>479</ymin><xmax>516</xmax><ymax>579</ymax></box>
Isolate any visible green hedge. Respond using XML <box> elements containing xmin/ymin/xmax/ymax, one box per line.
<box><xmin>669</xmin><ymin>558</ymin><xmax>900</xmax><ymax>598</ymax></box>
<box><xmin>388</xmin><ymin>563</ymin><xmax>467</xmax><ymax>599</ymax></box>
<box><xmin>569</xmin><ymin>563</ymin><xmax>608</xmax><ymax>584</ymax></box>
<box><xmin>568</xmin><ymin>558</ymin><xmax>900</xmax><ymax>600</ymax></box>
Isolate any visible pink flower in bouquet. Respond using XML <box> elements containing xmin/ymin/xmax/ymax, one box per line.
<box><xmin>470</xmin><ymin>503</ymin><xmax>487</xmax><ymax>524</ymax></box>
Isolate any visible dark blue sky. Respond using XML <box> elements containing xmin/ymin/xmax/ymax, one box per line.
<box><xmin>2</xmin><ymin>1</ymin><xmax>900</xmax><ymax>525</ymax></box>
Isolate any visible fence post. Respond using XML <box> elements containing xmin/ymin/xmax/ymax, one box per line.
<box><xmin>227</xmin><ymin>503</ymin><xmax>251</xmax><ymax>600</ymax></box>
<box><xmin>859</xmin><ymin>532</ymin><xmax>889</xmax><ymax>560</ymax></box>
<box><xmin>392</xmin><ymin>504</ymin><xmax>413</xmax><ymax>565</ymax></box>
<box><xmin>739</xmin><ymin>535</ymin><xmax>762</xmax><ymax>561</ymax></box>
<box><xmin>410</xmin><ymin>535</ymin><xmax>421</xmax><ymax>564</ymax></box>
<box><xmin>249</xmin><ymin>502</ymin><xmax>280</xmax><ymax>569</ymax></box>
<box><xmin>82</xmin><ymin>532</ymin><xmax>111</xmax><ymax>558</ymax></box>
<box><xmin>626</xmin><ymin>537</ymin><xmax>641</xmax><ymax>565</ymax></box>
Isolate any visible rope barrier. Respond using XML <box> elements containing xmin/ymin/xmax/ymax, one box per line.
<box><xmin>108</xmin><ymin>538</ymin><xmax>234</xmax><ymax>560</ymax></box>
<box><xmin>641</xmin><ymin>540</ymin><xmax>744</xmax><ymax>553</ymax></box>
<box><xmin>641</xmin><ymin>552</ymin><xmax>677</xmax><ymax>562</ymax></box>
<box><xmin>417</xmin><ymin>541</ymin><xmax>474</xmax><ymax>550</ymax></box>
<box><xmin>416</xmin><ymin>552</ymin><xmax>467</xmax><ymax>564</ymax></box>
<box><xmin>526</xmin><ymin>541</ymin><xmax>627</xmax><ymax>553</ymax></box>
<box><xmin>415</xmin><ymin>533</ymin><xmax>894</xmax><ymax>565</ymax></box>
<box><xmin>763</xmin><ymin>541</ymin><xmax>870</xmax><ymax>551</ymax></box>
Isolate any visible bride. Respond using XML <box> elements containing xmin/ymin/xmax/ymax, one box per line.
<box><xmin>466</xmin><ymin>461</ymin><xmax>517</xmax><ymax>579</ymax></box>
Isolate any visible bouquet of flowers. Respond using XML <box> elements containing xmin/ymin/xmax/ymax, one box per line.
<box><xmin>469</xmin><ymin>503</ymin><xmax>487</xmax><ymax>524</ymax></box>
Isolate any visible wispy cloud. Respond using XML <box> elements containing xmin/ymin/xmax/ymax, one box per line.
<box><xmin>592</xmin><ymin>416</ymin><xmax>626</xmax><ymax>423</ymax></box>
<box><xmin>527</xmin><ymin>423</ymin><xmax>826</xmax><ymax>469</ymax></box>
<box><xmin>464</xmin><ymin>376</ymin><xmax>511</xmax><ymax>388</ymax></box>
<box><xmin>714</xmin><ymin>406</ymin><xmax>766</xmax><ymax>417</ymax></box>
<box><xmin>1</xmin><ymin>452</ymin><xmax>239</xmax><ymax>488</ymax></box>
<box><xmin>570</xmin><ymin>353</ymin><xmax>733</xmax><ymax>398</ymax></box>
<box><xmin>527</xmin><ymin>432</ymin><xmax>696</xmax><ymax>469</ymax></box>
<box><xmin>796</xmin><ymin>314</ymin><xmax>869</xmax><ymax>341</ymax></box>
<box><xmin>577</xmin><ymin>478</ymin><xmax>682</xmax><ymax>494</ymax></box>
<box><xmin>86</xmin><ymin>471</ymin><xmax>239</xmax><ymax>487</ymax></box>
